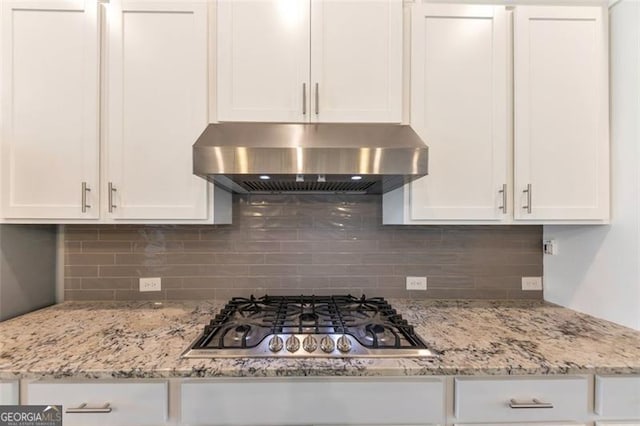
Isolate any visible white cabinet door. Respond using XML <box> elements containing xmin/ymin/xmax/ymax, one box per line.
<box><xmin>182</xmin><ymin>378</ymin><xmax>445</xmax><ymax>425</ymax></box>
<box><xmin>1</xmin><ymin>0</ymin><xmax>99</xmax><ymax>219</ymax></box>
<box><xmin>310</xmin><ymin>0</ymin><xmax>402</xmax><ymax>123</ymax></box>
<box><xmin>514</xmin><ymin>6</ymin><xmax>609</xmax><ymax>222</ymax></box>
<box><xmin>454</xmin><ymin>376</ymin><xmax>589</xmax><ymax>424</ymax></box>
<box><xmin>595</xmin><ymin>376</ymin><xmax>640</xmax><ymax>420</ymax></box>
<box><xmin>0</xmin><ymin>381</ymin><xmax>18</xmax><ymax>404</ymax></box>
<box><xmin>456</xmin><ymin>423</ymin><xmax>587</xmax><ymax>426</ymax></box>
<box><xmin>409</xmin><ymin>4</ymin><xmax>508</xmax><ymax>221</ymax></box>
<box><xmin>27</xmin><ymin>381</ymin><xmax>168</xmax><ymax>426</ymax></box>
<box><xmin>217</xmin><ymin>0</ymin><xmax>310</xmax><ymax>122</ymax></box>
<box><xmin>106</xmin><ymin>0</ymin><xmax>209</xmax><ymax>220</ymax></box>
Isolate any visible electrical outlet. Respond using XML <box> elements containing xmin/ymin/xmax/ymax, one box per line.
<box><xmin>406</xmin><ymin>276</ymin><xmax>427</xmax><ymax>291</ymax></box>
<box><xmin>543</xmin><ymin>239</ymin><xmax>558</xmax><ymax>255</ymax></box>
<box><xmin>139</xmin><ymin>277</ymin><xmax>161</xmax><ymax>292</ymax></box>
<box><xmin>522</xmin><ymin>276</ymin><xmax>543</xmax><ymax>291</ymax></box>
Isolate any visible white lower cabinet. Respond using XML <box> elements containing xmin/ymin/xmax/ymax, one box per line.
<box><xmin>595</xmin><ymin>376</ymin><xmax>640</xmax><ymax>422</ymax></box>
<box><xmin>17</xmin><ymin>374</ymin><xmax>640</xmax><ymax>425</ymax></box>
<box><xmin>456</xmin><ymin>423</ymin><xmax>587</xmax><ymax>426</ymax></box>
<box><xmin>596</xmin><ymin>423</ymin><xmax>640</xmax><ymax>426</ymax></box>
<box><xmin>454</xmin><ymin>376</ymin><xmax>589</xmax><ymax>424</ymax></box>
<box><xmin>181</xmin><ymin>377</ymin><xmax>445</xmax><ymax>425</ymax></box>
<box><xmin>0</xmin><ymin>381</ymin><xmax>19</xmax><ymax>404</ymax></box>
<box><xmin>26</xmin><ymin>381</ymin><xmax>168</xmax><ymax>426</ymax></box>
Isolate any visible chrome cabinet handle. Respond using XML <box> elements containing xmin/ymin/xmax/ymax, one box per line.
<box><xmin>81</xmin><ymin>182</ymin><xmax>91</xmax><ymax>213</ymax></box>
<box><xmin>302</xmin><ymin>83</ymin><xmax>307</xmax><ymax>115</ymax></box>
<box><xmin>509</xmin><ymin>398</ymin><xmax>553</xmax><ymax>409</ymax></box>
<box><xmin>499</xmin><ymin>183</ymin><xmax>507</xmax><ymax>214</ymax></box>
<box><xmin>315</xmin><ymin>82</ymin><xmax>319</xmax><ymax>115</ymax></box>
<box><xmin>66</xmin><ymin>403</ymin><xmax>112</xmax><ymax>414</ymax></box>
<box><xmin>522</xmin><ymin>183</ymin><xmax>532</xmax><ymax>214</ymax></box>
<box><xmin>108</xmin><ymin>182</ymin><xmax>117</xmax><ymax>213</ymax></box>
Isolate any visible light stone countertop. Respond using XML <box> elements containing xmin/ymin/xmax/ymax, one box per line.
<box><xmin>0</xmin><ymin>299</ymin><xmax>638</xmax><ymax>380</ymax></box>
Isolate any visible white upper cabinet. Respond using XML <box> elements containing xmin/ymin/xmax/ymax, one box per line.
<box><xmin>310</xmin><ymin>0</ymin><xmax>402</xmax><ymax>122</ymax></box>
<box><xmin>106</xmin><ymin>0</ymin><xmax>209</xmax><ymax>220</ymax></box>
<box><xmin>216</xmin><ymin>0</ymin><xmax>311</xmax><ymax>122</ymax></box>
<box><xmin>514</xmin><ymin>6</ymin><xmax>609</xmax><ymax>222</ymax></box>
<box><xmin>385</xmin><ymin>3</ymin><xmax>609</xmax><ymax>225</ymax></box>
<box><xmin>216</xmin><ymin>0</ymin><xmax>402</xmax><ymax>123</ymax></box>
<box><xmin>409</xmin><ymin>4</ymin><xmax>508</xmax><ymax>221</ymax></box>
<box><xmin>1</xmin><ymin>0</ymin><xmax>100</xmax><ymax>219</ymax></box>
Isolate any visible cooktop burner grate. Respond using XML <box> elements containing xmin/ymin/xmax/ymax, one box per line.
<box><xmin>183</xmin><ymin>295</ymin><xmax>435</xmax><ymax>358</ymax></box>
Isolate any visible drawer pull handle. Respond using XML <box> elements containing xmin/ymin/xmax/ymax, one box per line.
<box><xmin>66</xmin><ymin>403</ymin><xmax>112</xmax><ymax>414</ymax></box>
<box><xmin>509</xmin><ymin>398</ymin><xmax>553</xmax><ymax>409</ymax></box>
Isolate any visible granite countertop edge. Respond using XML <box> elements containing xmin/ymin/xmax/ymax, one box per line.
<box><xmin>0</xmin><ymin>299</ymin><xmax>638</xmax><ymax>380</ymax></box>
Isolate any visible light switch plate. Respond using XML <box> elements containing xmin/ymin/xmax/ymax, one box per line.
<box><xmin>139</xmin><ymin>277</ymin><xmax>161</xmax><ymax>292</ymax></box>
<box><xmin>522</xmin><ymin>276</ymin><xmax>543</xmax><ymax>291</ymax></box>
<box><xmin>406</xmin><ymin>276</ymin><xmax>427</xmax><ymax>291</ymax></box>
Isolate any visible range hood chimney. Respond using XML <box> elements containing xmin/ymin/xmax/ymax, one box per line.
<box><xmin>193</xmin><ymin>122</ymin><xmax>428</xmax><ymax>194</ymax></box>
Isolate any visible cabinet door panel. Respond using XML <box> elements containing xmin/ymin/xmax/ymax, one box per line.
<box><xmin>182</xmin><ymin>378</ymin><xmax>444</xmax><ymax>425</ymax></box>
<box><xmin>106</xmin><ymin>0</ymin><xmax>209</xmax><ymax>220</ymax></box>
<box><xmin>28</xmin><ymin>381</ymin><xmax>168</xmax><ymax>426</ymax></box>
<box><xmin>310</xmin><ymin>0</ymin><xmax>402</xmax><ymax>122</ymax></box>
<box><xmin>455</xmin><ymin>376</ymin><xmax>589</xmax><ymax>423</ymax></box>
<box><xmin>217</xmin><ymin>0</ymin><xmax>310</xmax><ymax>122</ymax></box>
<box><xmin>1</xmin><ymin>0</ymin><xmax>99</xmax><ymax>219</ymax></box>
<box><xmin>514</xmin><ymin>6</ymin><xmax>609</xmax><ymax>221</ymax></box>
<box><xmin>410</xmin><ymin>4</ymin><xmax>508</xmax><ymax>221</ymax></box>
<box><xmin>595</xmin><ymin>375</ymin><xmax>640</xmax><ymax>420</ymax></box>
<box><xmin>0</xmin><ymin>381</ymin><xmax>18</xmax><ymax>404</ymax></box>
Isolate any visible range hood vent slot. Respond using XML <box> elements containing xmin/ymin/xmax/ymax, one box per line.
<box><xmin>240</xmin><ymin>180</ymin><xmax>377</xmax><ymax>194</ymax></box>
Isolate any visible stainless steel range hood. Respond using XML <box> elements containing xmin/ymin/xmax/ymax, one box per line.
<box><xmin>193</xmin><ymin>122</ymin><xmax>428</xmax><ymax>194</ymax></box>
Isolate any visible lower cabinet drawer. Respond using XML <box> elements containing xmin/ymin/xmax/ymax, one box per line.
<box><xmin>454</xmin><ymin>376</ymin><xmax>589</xmax><ymax>423</ymax></box>
<box><xmin>595</xmin><ymin>423</ymin><xmax>640</xmax><ymax>426</ymax></box>
<box><xmin>181</xmin><ymin>377</ymin><xmax>445</xmax><ymax>425</ymax></box>
<box><xmin>27</xmin><ymin>381</ymin><xmax>168</xmax><ymax>426</ymax></box>
<box><xmin>456</xmin><ymin>423</ymin><xmax>588</xmax><ymax>426</ymax></box>
<box><xmin>596</xmin><ymin>375</ymin><xmax>640</xmax><ymax>419</ymax></box>
<box><xmin>0</xmin><ymin>381</ymin><xmax>19</xmax><ymax>404</ymax></box>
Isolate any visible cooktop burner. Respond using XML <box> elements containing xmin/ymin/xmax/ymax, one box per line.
<box><xmin>182</xmin><ymin>295</ymin><xmax>435</xmax><ymax>358</ymax></box>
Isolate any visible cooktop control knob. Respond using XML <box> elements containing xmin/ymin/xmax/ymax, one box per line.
<box><xmin>286</xmin><ymin>336</ymin><xmax>300</xmax><ymax>353</ymax></box>
<box><xmin>268</xmin><ymin>336</ymin><xmax>283</xmax><ymax>352</ymax></box>
<box><xmin>320</xmin><ymin>336</ymin><xmax>335</xmax><ymax>353</ymax></box>
<box><xmin>302</xmin><ymin>335</ymin><xmax>318</xmax><ymax>352</ymax></box>
<box><xmin>337</xmin><ymin>335</ymin><xmax>352</xmax><ymax>353</ymax></box>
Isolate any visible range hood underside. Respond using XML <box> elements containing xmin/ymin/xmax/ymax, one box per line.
<box><xmin>204</xmin><ymin>174</ymin><xmax>417</xmax><ymax>195</ymax></box>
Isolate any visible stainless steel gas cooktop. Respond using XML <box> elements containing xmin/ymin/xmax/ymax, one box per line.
<box><xmin>182</xmin><ymin>295</ymin><xmax>435</xmax><ymax>358</ymax></box>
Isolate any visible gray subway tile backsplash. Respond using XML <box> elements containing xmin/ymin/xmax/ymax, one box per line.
<box><xmin>63</xmin><ymin>194</ymin><xmax>543</xmax><ymax>301</ymax></box>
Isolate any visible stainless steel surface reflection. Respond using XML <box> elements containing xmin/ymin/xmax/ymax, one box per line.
<box><xmin>193</xmin><ymin>123</ymin><xmax>429</xmax><ymax>194</ymax></box>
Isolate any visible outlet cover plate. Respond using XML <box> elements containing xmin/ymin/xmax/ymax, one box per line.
<box><xmin>139</xmin><ymin>277</ymin><xmax>161</xmax><ymax>292</ymax></box>
<box><xmin>522</xmin><ymin>276</ymin><xmax>543</xmax><ymax>291</ymax></box>
<box><xmin>406</xmin><ymin>276</ymin><xmax>427</xmax><ymax>291</ymax></box>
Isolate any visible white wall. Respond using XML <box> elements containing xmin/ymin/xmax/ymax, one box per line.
<box><xmin>543</xmin><ymin>0</ymin><xmax>640</xmax><ymax>330</ymax></box>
